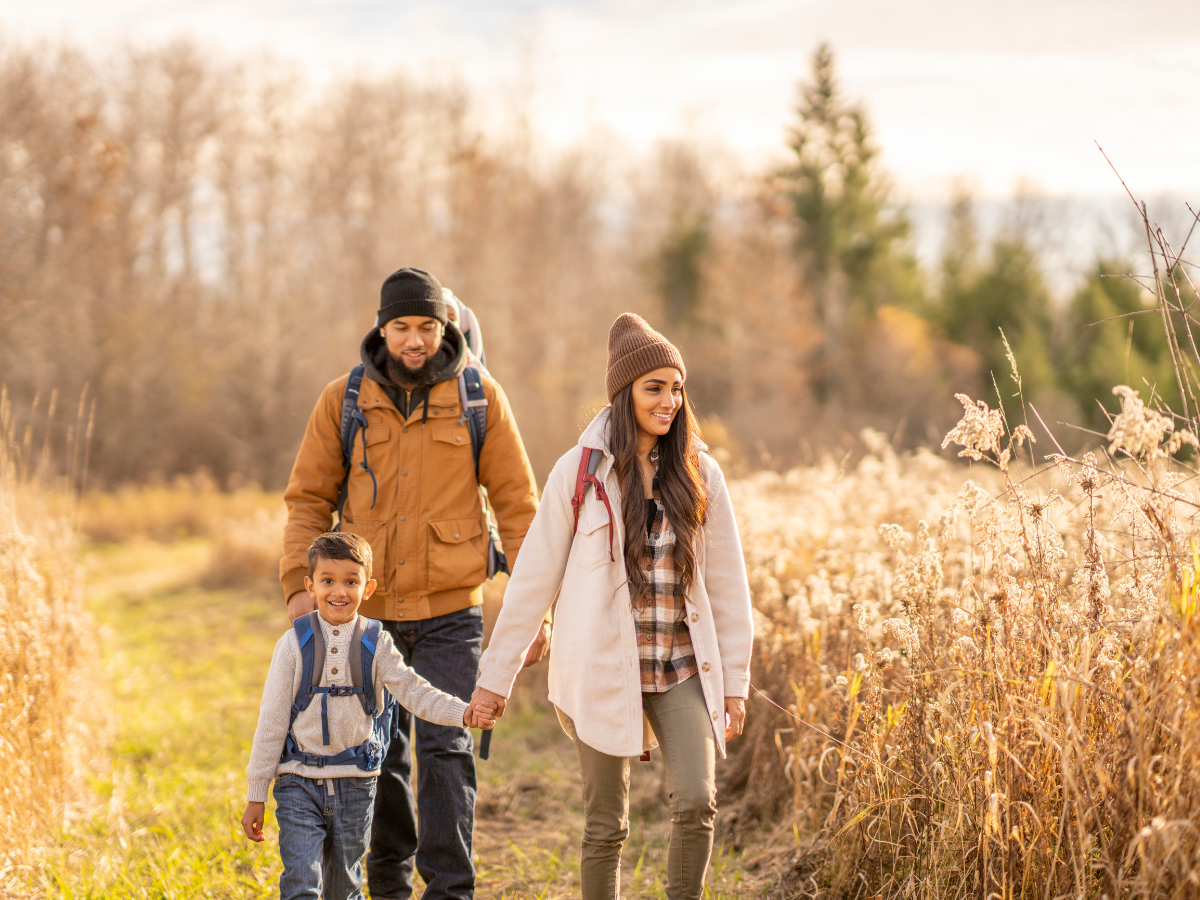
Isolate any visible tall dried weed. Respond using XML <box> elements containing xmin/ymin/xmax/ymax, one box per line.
<box><xmin>730</xmin><ymin>398</ymin><xmax>1200</xmax><ymax>898</ymax></box>
<box><xmin>0</xmin><ymin>391</ymin><xmax>105</xmax><ymax>897</ymax></box>
<box><xmin>725</xmin><ymin>189</ymin><xmax>1200</xmax><ymax>900</ymax></box>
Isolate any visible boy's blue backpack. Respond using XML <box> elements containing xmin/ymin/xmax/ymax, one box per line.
<box><xmin>334</xmin><ymin>365</ymin><xmax>508</xmax><ymax>579</ymax></box>
<box><xmin>279</xmin><ymin>611</ymin><xmax>399</xmax><ymax>771</ymax></box>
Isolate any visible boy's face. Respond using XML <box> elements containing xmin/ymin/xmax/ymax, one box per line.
<box><xmin>304</xmin><ymin>556</ymin><xmax>376</xmax><ymax>625</ymax></box>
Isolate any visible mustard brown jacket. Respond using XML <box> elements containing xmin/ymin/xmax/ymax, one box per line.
<box><xmin>280</xmin><ymin>325</ymin><xmax>539</xmax><ymax>621</ymax></box>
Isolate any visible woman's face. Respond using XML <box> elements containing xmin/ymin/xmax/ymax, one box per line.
<box><xmin>631</xmin><ymin>366</ymin><xmax>684</xmax><ymax>439</ymax></box>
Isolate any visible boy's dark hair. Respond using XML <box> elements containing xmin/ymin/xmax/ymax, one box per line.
<box><xmin>307</xmin><ymin>532</ymin><xmax>373</xmax><ymax>579</ymax></box>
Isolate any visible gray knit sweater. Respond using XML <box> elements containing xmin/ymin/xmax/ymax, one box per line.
<box><xmin>246</xmin><ymin>614</ymin><xmax>469</xmax><ymax>802</ymax></box>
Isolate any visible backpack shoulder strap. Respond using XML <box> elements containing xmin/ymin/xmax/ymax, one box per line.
<box><xmin>457</xmin><ymin>367</ymin><xmax>488</xmax><ymax>481</ymax></box>
<box><xmin>290</xmin><ymin>611</ymin><xmax>325</xmax><ymax>718</ymax></box>
<box><xmin>308</xmin><ymin>611</ymin><xmax>326</xmax><ymax>692</ymax></box>
<box><xmin>336</xmin><ymin>366</ymin><xmax>375</xmax><ymax>525</ymax></box>
<box><xmin>570</xmin><ymin>448</ymin><xmax>615</xmax><ymax>561</ymax></box>
<box><xmin>348</xmin><ymin>617</ymin><xmax>382</xmax><ymax>716</ymax></box>
<box><xmin>340</xmin><ymin>366</ymin><xmax>366</xmax><ymax>467</ymax></box>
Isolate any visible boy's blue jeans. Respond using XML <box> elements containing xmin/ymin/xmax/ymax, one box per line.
<box><xmin>367</xmin><ymin>606</ymin><xmax>483</xmax><ymax>900</ymax></box>
<box><xmin>274</xmin><ymin>773</ymin><xmax>378</xmax><ymax>900</ymax></box>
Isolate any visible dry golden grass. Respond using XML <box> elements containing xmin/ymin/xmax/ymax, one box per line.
<box><xmin>78</xmin><ymin>479</ymin><xmax>286</xmax><ymax>590</ymax></box>
<box><xmin>725</xmin><ymin>391</ymin><xmax>1200</xmax><ymax>898</ymax></box>
<box><xmin>0</xmin><ymin>394</ymin><xmax>106</xmax><ymax>897</ymax></box>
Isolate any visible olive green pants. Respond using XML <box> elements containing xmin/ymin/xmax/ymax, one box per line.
<box><xmin>559</xmin><ymin>676</ymin><xmax>717</xmax><ymax>900</ymax></box>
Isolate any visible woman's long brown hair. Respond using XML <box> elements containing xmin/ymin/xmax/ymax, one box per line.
<box><xmin>608</xmin><ymin>383</ymin><xmax>707</xmax><ymax>599</ymax></box>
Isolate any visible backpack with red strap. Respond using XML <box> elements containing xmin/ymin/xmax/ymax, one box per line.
<box><xmin>571</xmin><ymin>448</ymin><xmax>616</xmax><ymax>561</ymax></box>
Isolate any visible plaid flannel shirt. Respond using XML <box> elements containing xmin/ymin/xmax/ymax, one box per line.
<box><xmin>633</xmin><ymin>479</ymin><xmax>698</xmax><ymax>692</ymax></box>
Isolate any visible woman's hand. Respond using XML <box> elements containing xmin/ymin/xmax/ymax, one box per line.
<box><xmin>724</xmin><ymin>697</ymin><xmax>746</xmax><ymax>741</ymax></box>
<box><xmin>241</xmin><ymin>801</ymin><xmax>266</xmax><ymax>842</ymax></box>
<box><xmin>470</xmin><ymin>686</ymin><xmax>507</xmax><ymax>721</ymax></box>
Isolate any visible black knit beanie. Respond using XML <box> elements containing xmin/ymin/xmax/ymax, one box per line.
<box><xmin>378</xmin><ymin>268</ymin><xmax>447</xmax><ymax>326</ymax></box>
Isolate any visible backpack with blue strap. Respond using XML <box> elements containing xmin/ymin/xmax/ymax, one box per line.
<box><xmin>333</xmin><ymin>364</ymin><xmax>508</xmax><ymax>578</ymax></box>
<box><xmin>279</xmin><ymin>611</ymin><xmax>398</xmax><ymax>770</ymax></box>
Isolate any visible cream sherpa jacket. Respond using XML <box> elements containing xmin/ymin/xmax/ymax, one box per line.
<box><xmin>477</xmin><ymin>407</ymin><xmax>754</xmax><ymax>758</ymax></box>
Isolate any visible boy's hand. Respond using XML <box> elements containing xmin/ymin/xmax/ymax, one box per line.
<box><xmin>241</xmin><ymin>801</ymin><xmax>266</xmax><ymax>842</ymax></box>
<box><xmin>465</xmin><ymin>700</ymin><xmax>498</xmax><ymax>730</ymax></box>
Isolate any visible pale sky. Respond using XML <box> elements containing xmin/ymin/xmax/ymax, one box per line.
<box><xmin>3</xmin><ymin>0</ymin><xmax>1199</xmax><ymax>200</ymax></box>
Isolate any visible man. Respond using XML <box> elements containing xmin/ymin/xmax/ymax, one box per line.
<box><xmin>280</xmin><ymin>267</ymin><xmax>548</xmax><ymax>900</ymax></box>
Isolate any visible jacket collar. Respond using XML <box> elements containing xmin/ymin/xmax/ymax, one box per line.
<box><xmin>577</xmin><ymin>406</ymin><xmax>613</xmax><ymax>457</ymax></box>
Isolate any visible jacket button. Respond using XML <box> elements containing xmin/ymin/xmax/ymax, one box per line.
<box><xmin>400</xmin><ymin>515</ymin><xmax>406</xmax><ymax>522</ymax></box>
<box><xmin>331</xmin><ymin>647</ymin><xmax>338</xmax><ymax>654</ymax></box>
<box><xmin>690</xmin><ymin>613</ymin><xmax>698</xmax><ymax>623</ymax></box>
<box><xmin>433</xmin><ymin>409</ymin><xmax>439</xmax><ymax>416</ymax></box>
<box><xmin>702</xmin><ymin>662</ymin><xmax>711</xmax><ymax>672</ymax></box>
<box><xmin>399</xmin><ymin>559</ymin><xmax>405</xmax><ymax>565</ymax></box>
<box><xmin>397</xmin><ymin>612</ymin><xmax>405</xmax><ymax>618</ymax></box>
<box><xmin>402</xmin><ymin>470</ymin><xmax>408</xmax><ymax>476</ymax></box>
<box><xmin>454</xmin><ymin>533</ymin><xmax>460</xmax><ymax>539</ymax></box>
<box><xmin>331</xmin><ymin>667</ymin><xmax>338</xmax><ymax>675</ymax></box>
<box><xmin>403</xmin><ymin>427</ymin><xmax>409</xmax><ymax>433</ymax></box>
<box><xmin>455</xmin><ymin>435</ymin><xmax>462</xmax><ymax>442</ymax></box>
<box><xmin>398</xmin><ymin>597</ymin><xmax>404</xmax><ymax>603</ymax></box>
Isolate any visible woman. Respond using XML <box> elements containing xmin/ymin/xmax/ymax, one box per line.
<box><xmin>471</xmin><ymin>313</ymin><xmax>754</xmax><ymax>900</ymax></box>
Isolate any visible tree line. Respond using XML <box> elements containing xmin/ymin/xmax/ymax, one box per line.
<box><xmin>0</xmin><ymin>38</ymin><xmax>1187</xmax><ymax>489</ymax></box>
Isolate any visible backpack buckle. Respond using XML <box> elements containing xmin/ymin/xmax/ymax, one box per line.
<box><xmin>327</xmin><ymin>685</ymin><xmax>359</xmax><ymax>697</ymax></box>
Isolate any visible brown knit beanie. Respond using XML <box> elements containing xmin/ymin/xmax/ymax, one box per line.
<box><xmin>605</xmin><ymin>313</ymin><xmax>686</xmax><ymax>401</ymax></box>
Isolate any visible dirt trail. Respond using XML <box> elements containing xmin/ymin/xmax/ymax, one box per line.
<box><xmin>47</xmin><ymin>542</ymin><xmax>767</xmax><ymax>899</ymax></box>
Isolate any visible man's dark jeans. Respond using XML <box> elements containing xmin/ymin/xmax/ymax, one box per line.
<box><xmin>367</xmin><ymin>605</ymin><xmax>483</xmax><ymax>900</ymax></box>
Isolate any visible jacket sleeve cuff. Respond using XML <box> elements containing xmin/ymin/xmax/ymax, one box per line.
<box><xmin>476</xmin><ymin>661</ymin><xmax>520</xmax><ymax>699</ymax></box>
<box><xmin>448</xmin><ymin>698</ymin><xmax>470</xmax><ymax>728</ymax></box>
<box><xmin>281</xmin><ymin>568</ymin><xmax>308</xmax><ymax>603</ymax></box>
<box><xmin>247</xmin><ymin>779</ymin><xmax>272</xmax><ymax>803</ymax></box>
<box><xmin>721</xmin><ymin>670</ymin><xmax>750</xmax><ymax>699</ymax></box>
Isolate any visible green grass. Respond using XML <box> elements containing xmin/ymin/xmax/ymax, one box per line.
<box><xmin>38</xmin><ymin>539</ymin><xmax>762</xmax><ymax>899</ymax></box>
<box><xmin>44</xmin><ymin>540</ymin><xmax>285</xmax><ymax>899</ymax></box>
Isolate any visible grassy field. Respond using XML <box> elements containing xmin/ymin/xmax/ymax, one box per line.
<box><xmin>39</xmin><ymin>537</ymin><xmax>764</xmax><ymax>899</ymax></box>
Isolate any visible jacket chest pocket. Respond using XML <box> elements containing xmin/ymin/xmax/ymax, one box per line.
<box><xmin>347</xmin><ymin>425</ymin><xmax>391</xmax><ymax>521</ymax></box>
<box><xmin>430</xmin><ymin>425</ymin><xmax>472</xmax><ymax>462</ymax></box>
<box><xmin>569</xmin><ymin>502</ymin><xmax>616</xmax><ymax>572</ymax></box>
<box><xmin>427</xmin><ymin>516</ymin><xmax>487</xmax><ymax>591</ymax></box>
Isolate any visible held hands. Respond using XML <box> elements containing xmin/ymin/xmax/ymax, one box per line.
<box><xmin>465</xmin><ymin>699</ymin><xmax>499</xmax><ymax>730</ymax></box>
<box><xmin>241</xmin><ymin>801</ymin><xmax>266</xmax><ymax>842</ymax></box>
<box><xmin>469</xmin><ymin>686</ymin><xmax>508</xmax><ymax>727</ymax></box>
<box><xmin>724</xmin><ymin>697</ymin><xmax>746</xmax><ymax>741</ymax></box>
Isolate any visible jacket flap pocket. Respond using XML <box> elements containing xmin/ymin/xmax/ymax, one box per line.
<box><xmin>431</xmin><ymin>427</ymin><xmax>470</xmax><ymax>448</ymax></box>
<box><xmin>577</xmin><ymin>502</ymin><xmax>612</xmax><ymax>536</ymax></box>
<box><xmin>362</xmin><ymin>425</ymin><xmax>390</xmax><ymax>446</ymax></box>
<box><xmin>430</xmin><ymin>517</ymin><xmax>483</xmax><ymax>544</ymax></box>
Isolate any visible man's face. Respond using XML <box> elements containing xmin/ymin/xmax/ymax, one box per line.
<box><xmin>382</xmin><ymin>316</ymin><xmax>443</xmax><ymax>371</ymax></box>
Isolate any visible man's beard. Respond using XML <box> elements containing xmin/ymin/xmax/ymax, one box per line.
<box><xmin>386</xmin><ymin>350</ymin><xmax>441</xmax><ymax>388</ymax></box>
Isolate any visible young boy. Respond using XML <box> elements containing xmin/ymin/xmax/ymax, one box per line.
<box><xmin>241</xmin><ymin>532</ymin><xmax>497</xmax><ymax>900</ymax></box>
